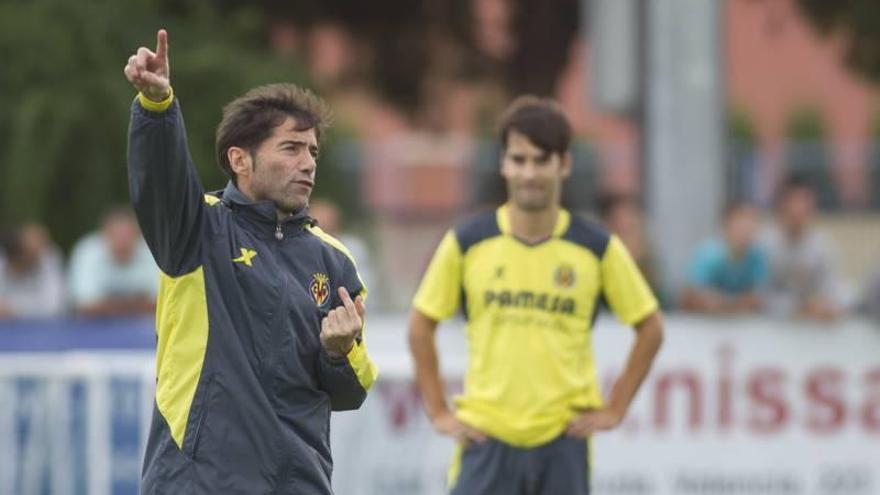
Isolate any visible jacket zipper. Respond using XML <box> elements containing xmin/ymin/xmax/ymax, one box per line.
<box><xmin>188</xmin><ymin>374</ymin><xmax>215</xmax><ymax>460</ymax></box>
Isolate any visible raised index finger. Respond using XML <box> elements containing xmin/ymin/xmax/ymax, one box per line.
<box><xmin>156</xmin><ymin>29</ymin><xmax>168</xmax><ymax>59</ymax></box>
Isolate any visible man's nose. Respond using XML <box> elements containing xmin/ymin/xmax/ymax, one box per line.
<box><xmin>301</xmin><ymin>154</ymin><xmax>317</xmax><ymax>173</ymax></box>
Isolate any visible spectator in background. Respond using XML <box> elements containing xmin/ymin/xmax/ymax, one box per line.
<box><xmin>761</xmin><ymin>174</ymin><xmax>845</xmax><ymax>321</ymax></box>
<box><xmin>681</xmin><ymin>202</ymin><xmax>768</xmax><ymax>314</ymax></box>
<box><xmin>308</xmin><ymin>198</ymin><xmax>377</xmax><ymax>300</ymax></box>
<box><xmin>597</xmin><ymin>192</ymin><xmax>661</xmax><ymax>296</ymax></box>
<box><xmin>68</xmin><ymin>206</ymin><xmax>158</xmax><ymax>317</ymax></box>
<box><xmin>0</xmin><ymin>223</ymin><xmax>65</xmax><ymax>319</ymax></box>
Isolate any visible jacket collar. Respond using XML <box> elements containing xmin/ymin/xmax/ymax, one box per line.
<box><xmin>216</xmin><ymin>181</ymin><xmax>314</xmax><ymax>231</ymax></box>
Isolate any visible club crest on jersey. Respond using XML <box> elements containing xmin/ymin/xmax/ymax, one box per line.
<box><xmin>310</xmin><ymin>273</ymin><xmax>331</xmax><ymax>307</ymax></box>
<box><xmin>554</xmin><ymin>264</ymin><xmax>576</xmax><ymax>289</ymax></box>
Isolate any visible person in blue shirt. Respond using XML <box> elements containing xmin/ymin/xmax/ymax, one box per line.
<box><xmin>681</xmin><ymin>201</ymin><xmax>769</xmax><ymax>314</ymax></box>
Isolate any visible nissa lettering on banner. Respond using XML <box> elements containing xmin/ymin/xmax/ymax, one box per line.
<box><xmin>331</xmin><ymin>317</ymin><xmax>880</xmax><ymax>495</ymax></box>
<box><xmin>599</xmin><ymin>344</ymin><xmax>880</xmax><ymax>436</ymax></box>
<box><xmin>357</xmin><ymin>333</ymin><xmax>880</xmax><ymax>440</ymax></box>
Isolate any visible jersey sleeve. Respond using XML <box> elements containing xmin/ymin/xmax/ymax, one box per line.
<box><xmin>601</xmin><ymin>235</ymin><xmax>659</xmax><ymax>326</ymax></box>
<box><xmin>127</xmin><ymin>90</ymin><xmax>205</xmax><ymax>277</ymax></box>
<box><xmin>307</xmin><ymin>226</ymin><xmax>378</xmax><ymax>411</ymax></box>
<box><xmin>412</xmin><ymin>230</ymin><xmax>464</xmax><ymax>322</ymax></box>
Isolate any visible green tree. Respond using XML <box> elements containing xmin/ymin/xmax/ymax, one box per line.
<box><xmin>795</xmin><ymin>0</ymin><xmax>880</xmax><ymax>84</ymax></box>
<box><xmin>257</xmin><ymin>0</ymin><xmax>580</xmax><ymax>109</ymax></box>
<box><xmin>0</xmin><ymin>0</ymin><xmax>316</xmax><ymax>252</ymax></box>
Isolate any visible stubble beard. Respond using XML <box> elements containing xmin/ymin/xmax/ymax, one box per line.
<box><xmin>274</xmin><ymin>192</ymin><xmax>308</xmax><ymax>215</ymax></box>
<box><xmin>257</xmin><ymin>178</ymin><xmax>308</xmax><ymax>216</ymax></box>
<box><xmin>511</xmin><ymin>185</ymin><xmax>554</xmax><ymax>212</ymax></box>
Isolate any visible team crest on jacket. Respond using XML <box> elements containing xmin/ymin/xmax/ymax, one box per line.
<box><xmin>310</xmin><ymin>273</ymin><xmax>331</xmax><ymax>307</ymax></box>
<box><xmin>554</xmin><ymin>264</ymin><xmax>576</xmax><ymax>288</ymax></box>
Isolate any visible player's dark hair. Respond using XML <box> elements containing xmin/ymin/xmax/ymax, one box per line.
<box><xmin>216</xmin><ymin>84</ymin><xmax>332</xmax><ymax>184</ymax></box>
<box><xmin>497</xmin><ymin>95</ymin><xmax>571</xmax><ymax>156</ymax></box>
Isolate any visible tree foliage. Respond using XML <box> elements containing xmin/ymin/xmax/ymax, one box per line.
<box><xmin>795</xmin><ymin>0</ymin><xmax>880</xmax><ymax>84</ymax></box>
<box><xmin>259</xmin><ymin>0</ymin><xmax>580</xmax><ymax>108</ymax></box>
<box><xmin>0</xmin><ymin>0</ymin><xmax>311</xmax><ymax>251</ymax></box>
<box><xmin>1</xmin><ymin>0</ymin><xmax>583</xmax><ymax>251</ymax></box>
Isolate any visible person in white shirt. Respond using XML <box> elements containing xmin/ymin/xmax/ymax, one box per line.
<box><xmin>761</xmin><ymin>174</ymin><xmax>845</xmax><ymax>321</ymax></box>
<box><xmin>67</xmin><ymin>207</ymin><xmax>158</xmax><ymax>317</ymax></box>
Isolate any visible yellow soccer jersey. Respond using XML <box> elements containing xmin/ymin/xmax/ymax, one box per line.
<box><xmin>413</xmin><ymin>204</ymin><xmax>658</xmax><ymax>447</ymax></box>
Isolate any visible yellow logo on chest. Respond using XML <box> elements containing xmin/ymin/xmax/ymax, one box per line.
<box><xmin>554</xmin><ymin>263</ymin><xmax>576</xmax><ymax>289</ymax></box>
<box><xmin>233</xmin><ymin>248</ymin><xmax>257</xmax><ymax>267</ymax></box>
<box><xmin>310</xmin><ymin>273</ymin><xmax>331</xmax><ymax>307</ymax></box>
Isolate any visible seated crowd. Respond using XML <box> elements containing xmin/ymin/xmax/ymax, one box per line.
<box><xmin>0</xmin><ymin>177</ymin><xmax>876</xmax><ymax>322</ymax></box>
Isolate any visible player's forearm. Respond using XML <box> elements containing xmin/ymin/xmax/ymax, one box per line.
<box><xmin>127</xmin><ymin>94</ymin><xmax>201</xmax><ymax>209</ymax></box>
<box><xmin>407</xmin><ymin>310</ymin><xmax>450</xmax><ymax>419</ymax></box>
<box><xmin>606</xmin><ymin>311</ymin><xmax>664</xmax><ymax>418</ymax></box>
<box><xmin>127</xmin><ymin>94</ymin><xmax>205</xmax><ymax>275</ymax></box>
<box><xmin>316</xmin><ymin>346</ymin><xmax>375</xmax><ymax>411</ymax></box>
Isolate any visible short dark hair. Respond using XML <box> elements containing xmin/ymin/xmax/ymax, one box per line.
<box><xmin>216</xmin><ymin>84</ymin><xmax>332</xmax><ymax>183</ymax></box>
<box><xmin>497</xmin><ymin>95</ymin><xmax>571</xmax><ymax>155</ymax></box>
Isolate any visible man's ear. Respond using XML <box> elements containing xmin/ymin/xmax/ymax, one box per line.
<box><xmin>228</xmin><ymin>147</ymin><xmax>253</xmax><ymax>179</ymax></box>
<box><xmin>560</xmin><ymin>151</ymin><xmax>573</xmax><ymax>179</ymax></box>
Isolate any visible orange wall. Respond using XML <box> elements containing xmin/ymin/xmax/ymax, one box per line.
<box><xmin>726</xmin><ymin>0</ymin><xmax>877</xmax><ymax>203</ymax></box>
<box><xmin>557</xmin><ymin>0</ymin><xmax>877</xmax><ymax>202</ymax></box>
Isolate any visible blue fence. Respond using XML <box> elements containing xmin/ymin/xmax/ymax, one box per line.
<box><xmin>1</xmin><ymin>318</ymin><xmax>155</xmax><ymax>495</ymax></box>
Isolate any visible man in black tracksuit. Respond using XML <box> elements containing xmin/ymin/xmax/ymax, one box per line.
<box><xmin>124</xmin><ymin>30</ymin><xmax>377</xmax><ymax>493</ymax></box>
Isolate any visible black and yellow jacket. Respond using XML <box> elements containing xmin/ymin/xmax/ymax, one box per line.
<box><xmin>127</xmin><ymin>92</ymin><xmax>377</xmax><ymax>494</ymax></box>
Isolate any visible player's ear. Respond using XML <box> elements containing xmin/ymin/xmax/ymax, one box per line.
<box><xmin>559</xmin><ymin>151</ymin><xmax>573</xmax><ymax>179</ymax></box>
<box><xmin>228</xmin><ymin>147</ymin><xmax>253</xmax><ymax>179</ymax></box>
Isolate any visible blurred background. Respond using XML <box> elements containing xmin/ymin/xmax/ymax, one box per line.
<box><xmin>0</xmin><ymin>0</ymin><xmax>878</xmax><ymax>494</ymax></box>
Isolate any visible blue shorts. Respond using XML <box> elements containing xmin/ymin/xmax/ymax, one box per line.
<box><xmin>448</xmin><ymin>434</ymin><xmax>591</xmax><ymax>495</ymax></box>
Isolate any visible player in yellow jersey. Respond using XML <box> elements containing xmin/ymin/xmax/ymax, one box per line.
<box><xmin>408</xmin><ymin>96</ymin><xmax>664</xmax><ymax>494</ymax></box>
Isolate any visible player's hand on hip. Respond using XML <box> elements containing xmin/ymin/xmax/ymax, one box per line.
<box><xmin>566</xmin><ymin>407</ymin><xmax>623</xmax><ymax>438</ymax></box>
<box><xmin>123</xmin><ymin>29</ymin><xmax>171</xmax><ymax>102</ymax></box>
<box><xmin>320</xmin><ymin>286</ymin><xmax>365</xmax><ymax>359</ymax></box>
<box><xmin>431</xmin><ymin>409</ymin><xmax>487</xmax><ymax>446</ymax></box>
